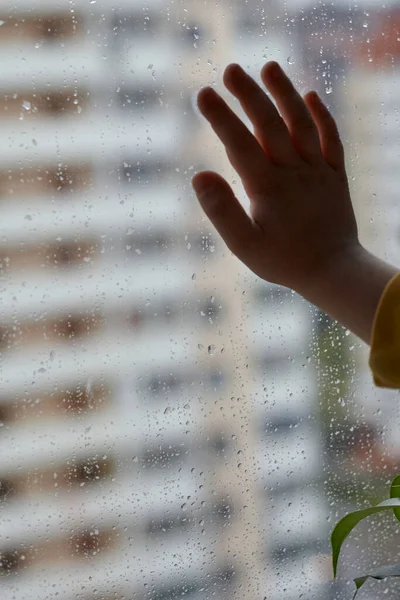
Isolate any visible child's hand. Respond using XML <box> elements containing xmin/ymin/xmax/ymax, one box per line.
<box><xmin>192</xmin><ymin>61</ymin><xmax>359</xmax><ymax>297</ymax></box>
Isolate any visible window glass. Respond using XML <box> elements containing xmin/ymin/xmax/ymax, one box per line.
<box><xmin>0</xmin><ymin>2</ymin><xmax>399</xmax><ymax>600</ymax></box>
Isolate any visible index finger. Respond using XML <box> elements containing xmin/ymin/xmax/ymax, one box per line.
<box><xmin>197</xmin><ymin>86</ymin><xmax>271</xmax><ymax>196</ymax></box>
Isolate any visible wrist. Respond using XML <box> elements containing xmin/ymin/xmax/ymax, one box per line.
<box><xmin>297</xmin><ymin>241</ymin><xmax>366</xmax><ymax>302</ymax></box>
<box><xmin>295</xmin><ymin>242</ymin><xmax>395</xmax><ymax>344</ymax></box>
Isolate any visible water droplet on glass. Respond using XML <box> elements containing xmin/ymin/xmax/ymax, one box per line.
<box><xmin>325</xmin><ymin>87</ymin><xmax>333</xmax><ymax>95</ymax></box>
<box><xmin>22</xmin><ymin>101</ymin><xmax>31</xmax><ymax>111</ymax></box>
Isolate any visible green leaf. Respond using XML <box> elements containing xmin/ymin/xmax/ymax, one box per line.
<box><xmin>352</xmin><ymin>563</ymin><xmax>400</xmax><ymax>599</ymax></box>
<box><xmin>331</xmin><ymin>498</ymin><xmax>400</xmax><ymax>577</ymax></box>
<box><xmin>390</xmin><ymin>475</ymin><xmax>400</xmax><ymax>522</ymax></box>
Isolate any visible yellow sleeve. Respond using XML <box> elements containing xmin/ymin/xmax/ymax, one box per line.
<box><xmin>369</xmin><ymin>271</ymin><xmax>400</xmax><ymax>388</ymax></box>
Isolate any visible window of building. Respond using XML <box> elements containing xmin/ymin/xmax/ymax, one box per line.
<box><xmin>50</xmin><ymin>313</ymin><xmax>103</xmax><ymax>340</ymax></box>
<box><xmin>119</xmin><ymin>160</ymin><xmax>168</xmax><ymax>185</ymax></box>
<box><xmin>185</xmin><ymin>23</ymin><xmax>203</xmax><ymax>45</ymax></box>
<box><xmin>65</xmin><ymin>455</ymin><xmax>115</xmax><ymax>486</ymax></box>
<box><xmin>144</xmin><ymin>372</ymin><xmax>185</xmax><ymax>397</ymax></box>
<box><xmin>60</xmin><ymin>382</ymin><xmax>111</xmax><ymax>415</ymax></box>
<box><xmin>0</xmin><ymin>549</ymin><xmax>21</xmax><ymax>576</ymax></box>
<box><xmin>117</xmin><ymin>87</ymin><xmax>160</xmax><ymax>110</ymax></box>
<box><xmin>146</xmin><ymin>512</ymin><xmax>191</xmax><ymax>536</ymax></box>
<box><xmin>0</xmin><ymin>403</ymin><xmax>12</xmax><ymax>425</ymax></box>
<box><xmin>142</xmin><ymin>443</ymin><xmax>188</xmax><ymax>470</ymax></box>
<box><xmin>68</xmin><ymin>528</ymin><xmax>114</xmax><ymax>559</ymax></box>
<box><xmin>0</xmin><ymin>479</ymin><xmax>15</xmax><ymax>502</ymax></box>
<box><xmin>45</xmin><ymin>239</ymin><xmax>98</xmax><ymax>267</ymax></box>
<box><xmin>112</xmin><ymin>13</ymin><xmax>158</xmax><ymax>36</ymax></box>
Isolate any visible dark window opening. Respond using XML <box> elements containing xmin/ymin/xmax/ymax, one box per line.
<box><xmin>46</xmin><ymin>240</ymin><xmax>97</xmax><ymax>267</ymax></box>
<box><xmin>0</xmin><ymin>327</ymin><xmax>10</xmax><ymax>350</ymax></box>
<box><xmin>142</xmin><ymin>443</ymin><xmax>187</xmax><ymax>470</ymax></box>
<box><xmin>117</xmin><ymin>87</ymin><xmax>159</xmax><ymax>109</ymax></box>
<box><xmin>195</xmin><ymin>233</ymin><xmax>217</xmax><ymax>255</ymax></box>
<box><xmin>54</xmin><ymin>316</ymin><xmax>88</xmax><ymax>339</ymax></box>
<box><xmin>62</xmin><ymin>386</ymin><xmax>89</xmax><ymax>412</ymax></box>
<box><xmin>210</xmin><ymin>435</ymin><xmax>228</xmax><ymax>456</ymax></box>
<box><xmin>213</xmin><ymin>565</ymin><xmax>236</xmax><ymax>586</ymax></box>
<box><xmin>209</xmin><ymin>370</ymin><xmax>224</xmax><ymax>388</ymax></box>
<box><xmin>45</xmin><ymin>165</ymin><xmax>93</xmax><ymax>195</ymax></box>
<box><xmin>112</xmin><ymin>13</ymin><xmax>157</xmax><ymax>36</ymax></box>
<box><xmin>124</xmin><ymin>233</ymin><xmax>171</xmax><ymax>256</ymax></box>
<box><xmin>145</xmin><ymin>372</ymin><xmax>184</xmax><ymax>396</ymax></box>
<box><xmin>201</xmin><ymin>298</ymin><xmax>221</xmax><ymax>321</ymax></box>
<box><xmin>66</xmin><ymin>455</ymin><xmax>114</xmax><ymax>485</ymax></box>
<box><xmin>0</xmin><ymin>479</ymin><xmax>15</xmax><ymax>502</ymax></box>
<box><xmin>61</xmin><ymin>383</ymin><xmax>109</xmax><ymax>415</ymax></box>
<box><xmin>185</xmin><ymin>23</ymin><xmax>203</xmax><ymax>44</ymax></box>
<box><xmin>68</xmin><ymin>528</ymin><xmax>111</xmax><ymax>559</ymax></box>
<box><xmin>119</xmin><ymin>160</ymin><xmax>168</xmax><ymax>184</ymax></box>
<box><xmin>0</xmin><ymin>404</ymin><xmax>11</xmax><ymax>424</ymax></box>
<box><xmin>214</xmin><ymin>499</ymin><xmax>234</xmax><ymax>522</ymax></box>
<box><xmin>52</xmin><ymin>314</ymin><xmax>101</xmax><ymax>340</ymax></box>
<box><xmin>39</xmin><ymin>16</ymin><xmax>82</xmax><ymax>40</ymax></box>
<box><xmin>263</xmin><ymin>416</ymin><xmax>301</xmax><ymax>433</ymax></box>
<box><xmin>0</xmin><ymin>550</ymin><xmax>21</xmax><ymax>576</ymax></box>
<box><xmin>128</xmin><ymin>309</ymin><xmax>144</xmax><ymax>328</ymax></box>
<box><xmin>271</xmin><ymin>539</ymin><xmax>323</xmax><ymax>564</ymax></box>
<box><xmin>151</xmin><ymin>579</ymin><xmax>198</xmax><ymax>600</ymax></box>
<box><xmin>146</xmin><ymin>512</ymin><xmax>191</xmax><ymax>536</ymax></box>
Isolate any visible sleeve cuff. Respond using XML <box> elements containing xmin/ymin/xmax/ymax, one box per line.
<box><xmin>369</xmin><ymin>271</ymin><xmax>400</xmax><ymax>389</ymax></box>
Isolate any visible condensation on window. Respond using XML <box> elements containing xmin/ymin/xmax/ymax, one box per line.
<box><xmin>0</xmin><ymin>2</ymin><xmax>399</xmax><ymax>600</ymax></box>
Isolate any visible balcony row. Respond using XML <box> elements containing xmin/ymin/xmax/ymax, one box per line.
<box><xmin>0</xmin><ymin>533</ymin><xmax>228</xmax><ymax>600</ymax></box>
<box><xmin>0</xmin><ymin>391</ymin><xmax>322</xmax><ymax>492</ymax></box>
<box><xmin>0</xmin><ymin>111</ymin><xmax>184</xmax><ymax>168</ymax></box>
<box><xmin>0</xmin><ymin>466</ymin><xmax>205</xmax><ymax>546</ymax></box>
<box><xmin>0</xmin><ymin>190</ymin><xmax>186</xmax><ymax>245</ymax></box>
<box><xmin>0</xmin><ymin>0</ymin><xmax>169</xmax><ymax>17</ymax></box>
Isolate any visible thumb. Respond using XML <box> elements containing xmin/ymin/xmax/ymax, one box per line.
<box><xmin>192</xmin><ymin>170</ymin><xmax>256</xmax><ymax>260</ymax></box>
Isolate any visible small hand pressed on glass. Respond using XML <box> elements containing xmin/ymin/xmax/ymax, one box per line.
<box><xmin>192</xmin><ymin>61</ymin><xmax>358</xmax><ymax>298</ymax></box>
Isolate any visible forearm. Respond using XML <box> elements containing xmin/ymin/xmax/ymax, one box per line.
<box><xmin>298</xmin><ymin>244</ymin><xmax>399</xmax><ymax>345</ymax></box>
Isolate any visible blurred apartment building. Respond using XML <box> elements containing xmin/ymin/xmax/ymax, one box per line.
<box><xmin>0</xmin><ymin>2</ymin><xmax>330</xmax><ymax>600</ymax></box>
<box><xmin>339</xmin><ymin>7</ymin><xmax>400</xmax><ymax>469</ymax></box>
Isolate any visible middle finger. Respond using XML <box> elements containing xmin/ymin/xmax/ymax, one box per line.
<box><xmin>261</xmin><ymin>61</ymin><xmax>323</xmax><ymax>164</ymax></box>
<box><xmin>223</xmin><ymin>63</ymin><xmax>299</xmax><ymax>167</ymax></box>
